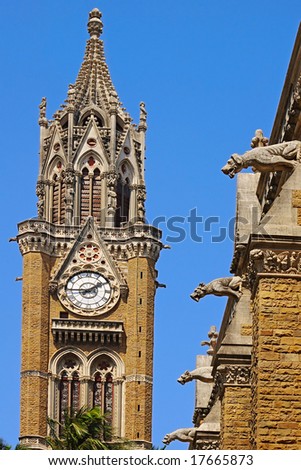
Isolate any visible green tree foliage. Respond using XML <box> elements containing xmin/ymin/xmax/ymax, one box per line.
<box><xmin>46</xmin><ymin>407</ymin><xmax>130</xmax><ymax>450</ymax></box>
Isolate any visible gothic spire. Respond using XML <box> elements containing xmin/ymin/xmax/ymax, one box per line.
<box><xmin>70</xmin><ymin>8</ymin><xmax>124</xmax><ymax>121</ymax></box>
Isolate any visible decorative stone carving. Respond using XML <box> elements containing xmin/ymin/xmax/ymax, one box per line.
<box><xmin>162</xmin><ymin>427</ymin><xmax>198</xmax><ymax>445</ymax></box>
<box><xmin>190</xmin><ymin>276</ymin><xmax>242</xmax><ymax>302</ymax></box>
<box><xmin>248</xmin><ymin>248</ymin><xmax>301</xmax><ymax>290</ymax></box>
<box><xmin>201</xmin><ymin>325</ymin><xmax>219</xmax><ymax>355</ymax></box>
<box><xmin>177</xmin><ymin>366</ymin><xmax>213</xmax><ymax>385</ymax></box>
<box><xmin>67</xmin><ymin>84</ymin><xmax>75</xmax><ymax>108</ymax></box>
<box><xmin>137</xmin><ymin>186</ymin><xmax>146</xmax><ymax>223</ymax></box>
<box><xmin>250</xmin><ymin>129</ymin><xmax>269</xmax><ymax>149</ymax></box>
<box><xmin>49</xmin><ymin>281</ymin><xmax>58</xmax><ymax>295</ymax></box>
<box><xmin>207</xmin><ymin>366</ymin><xmax>251</xmax><ymax>408</ymax></box>
<box><xmin>39</xmin><ymin>97</ymin><xmax>47</xmax><ymax>127</ymax></box>
<box><xmin>221</xmin><ymin>141</ymin><xmax>301</xmax><ymax>178</ymax></box>
<box><xmin>36</xmin><ymin>181</ymin><xmax>46</xmax><ymax>219</ymax></box>
<box><xmin>216</xmin><ymin>366</ymin><xmax>251</xmax><ymax>389</ymax></box>
<box><xmin>17</xmin><ymin>218</ymin><xmax>162</xmax><ymax>261</ymax></box>
<box><xmin>64</xmin><ymin>166</ymin><xmax>75</xmax><ymax>220</ymax></box>
<box><xmin>107</xmin><ymin>171</ymin><xmax>117</xmax><ymax>210</ymax></box>
<box><xmin>196</xmin><ymin>440</ymin><xmax>219</xmax><ymax>450</ymax></box>
<box><xmin>87</xmin><ymin>8</ymin><xmax>103</xmax><ymax>38</ymax></box>
<box><xmin>138</xmin><ymin>101</ymin><xmax>147</xmax><ymax>132</ymax></box>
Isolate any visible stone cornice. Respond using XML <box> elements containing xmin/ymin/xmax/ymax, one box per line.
<box><xmin>52</xmin><ymin>319</ymin><xmax>124</xmax><ymax>344</ymax></box>
<box><xmin>125</xmin><ymin>374</ymin><xmax>153</xmax><ymax>384</ymax></box>
<box><xmin>21</xmin><ymin>370</ymin><xmax>49</xmax><ymax>379</ymax></box>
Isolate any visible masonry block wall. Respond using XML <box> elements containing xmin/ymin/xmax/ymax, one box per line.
<box><xmin>251</xmin><ymin>276</ymin><xmax>301</xmax><ymax>449</ymax></box>
<box><xmin>20</xmin><ymin>252</ymin><xmax>52</xmax><ymax>440</ymax></box>
<box><xmin>124</xmin><ymin>257</ymin><xmax>156</xmax><ymax>445</ymax></box>
<box><xmin>221</xmin><ymin>385</ymin><xmax>252</xmax><ymax>449</ymax></box>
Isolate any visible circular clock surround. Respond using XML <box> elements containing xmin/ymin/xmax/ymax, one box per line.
<box><xmin>66</xmin><ymin>271</ymin><xmax>111</xmax><ymax>311</ymax></box>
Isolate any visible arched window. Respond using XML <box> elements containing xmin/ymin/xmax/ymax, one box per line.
<box><xmin>50</xmin><ymin>162</ymin><xmax>66</xmax><ymax>224</ymax></box>
<box><xmin>80</xmin><ymin>158</ymin><xmax>102</xmax><ymax>224</ymax></box>
<box><xmin>92</xmin><ymin>168</ymin><xmax>101</xmax><ymax>221</ymax></box>
<box><xmin>59</xmin><ymin>371</ymin><xmax>69</xmax><ymax>422</ymax></box>
<box><xmin>49</xmin><ymin>350</ymin><xmax>124</xmax><ymax>437</ymax></box>
<box><xmin>115</xmin><ymin>177</ymin><xmax>131</xmax><ymax>227</ymax></box>
<box><xmin>58</xmin><ymin>356</ymin><xmax>82</xmax><ymax>422</ymax></box>
<box><xmin>80</xmin><ymin>168</ymin><xmax>90</xmax><ymax>223</ymax></box>
<box><xmin>91</xmin><ymin>359</ymin><xmax>115</xmax><ymax>426</ymax></box>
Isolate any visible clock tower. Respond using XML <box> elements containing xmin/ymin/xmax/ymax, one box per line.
<box><xmin>17</xmin><ymin>9</ymin><xmax>162</xmax><ymax>449</ymax></box>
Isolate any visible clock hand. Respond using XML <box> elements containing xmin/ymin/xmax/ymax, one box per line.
<box><xmin>69</xmin><ymin>287</ymin><xmax>97</xmax><ymax>294</ymax></box>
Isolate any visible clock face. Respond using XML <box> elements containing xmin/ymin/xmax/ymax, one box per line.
<box><xmin>66</xmin><ymin>272</ymin><xmax>111</xmax><ymax>311</ymax></box>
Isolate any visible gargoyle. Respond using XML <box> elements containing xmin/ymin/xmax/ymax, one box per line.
<box><xmin>177</xmin><ymin>366</ymin><xmax>213</xmax><ymax>385</ymax></box>
<box><xmin>162</xmin><ymin>427</ymin><xmax>197</xmax><ymax>445</ymax></box>
<box><xmin>221</xmin><ymin>140</ymin><xmax>301</xmax><ymax>178</ymax></box>
<box><xmin>190</xmin><ymin>276</ymin><xmax>242</xmax><ymax>302</ymax></box>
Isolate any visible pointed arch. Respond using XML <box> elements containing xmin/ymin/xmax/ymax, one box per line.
<box><xmin>47</xmin><ymin>157</ymin><xmax>66</xmax><ymax>224</ymax></box>
<box><xmin>75</xmin><ymin>152</ymin><xmax>104</xmax><ymax>224</ymax></box>
<box><xmin>87</xmin><ymin>349</ymin><xmax>125</xmax><ymax>434</ymax></box>
<box><xmin>78</xmin><ymin>106</ymin><xmax>108</xmax><ymax>128</ymax></box>
<box><xmin>115</xmin><ymin>161</ymin><xmax>134</xmax><ymax>227</ymax></box>
<box><xmin>53</xmin><ymin>351</ymin><xmax>84</xmax><ymax>421</ymax></box>
<box><xmin>48</xmin><ymin>348</ymin><xmax>125</xmax><ymax>437</ymax></box>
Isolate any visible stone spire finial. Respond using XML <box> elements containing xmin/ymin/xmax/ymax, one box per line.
<box><xmin>250</xmin><ymin>129</ymin><xmax>269</xmax><ymax>148</ymax></box>
<box><xmin>87</xmin><ymin>8</ymin><xmax>103</xmax><ymax>38</ymax></box>
<box><xmin>39</xmin><ymin>97</ymin><xmax>48</xmax><ymax>126</ymax></box>
<box><xmin>201</xmin><ymin>325</ymin><xmax>219</xmax><ymax>355</ymax></box>
<box><xmin>138</xmin><ymin>101</ymin><xmax>147</xmax><ymax>131</ymax></box>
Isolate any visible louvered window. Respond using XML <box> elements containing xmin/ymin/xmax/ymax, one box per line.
<box><xmin>51</xmin><ymin>171</ymin><xmax>66</xmax><ymax>224</ymax></box>
<box><xmin>80</xmin><ymin>167</ymin><xmax>102</xmax><ymax>224</ymax></box>
<box><xmin>92</xmin><ymin>168</ymin><xmax>101</xmax><ymax>222</ymax></box>
<box><xmin>52</xmin><ymin>175</ymin><xmax>59</xmax><ymax>224</ymax></box>
<box><xmin>80</xmin><ymin>168</ymin><xmax>90</xmax><ymax>223</ymax></box>
<box><xmin>115</xmin><ymin>179</ymin><xmax>131</xmax><ymax>227</ymax></box>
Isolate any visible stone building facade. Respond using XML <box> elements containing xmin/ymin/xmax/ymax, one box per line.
<box><xmin>163</xmin><ymin>24</ymin><xmax>301</xmax><ymax>450</ymax></box>
<box><xmin>17</xmin><ymin>9</ymin><xmax>162</xmax><ymax>449</ymax></box>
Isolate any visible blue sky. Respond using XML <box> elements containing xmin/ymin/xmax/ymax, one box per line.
<box><xmin>0</xmin><ymin>0</ymin><xmax>300</xmax><ymax>450</ymax></box>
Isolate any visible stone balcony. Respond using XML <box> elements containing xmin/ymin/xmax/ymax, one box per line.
<box><xmin>52</xmin><ymin>318</ymin><xmax>124</xmax><ymax>344</ymax></box>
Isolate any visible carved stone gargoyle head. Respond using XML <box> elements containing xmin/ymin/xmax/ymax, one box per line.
<box><xmin>177</xmin><ymin>370</ymin><xmax>192</xmax><ymax>385</ymax></box>
<box><xmin>190</xmin><ymin>283</ymin><xmax>206</xmax><ymax>301</ymax></box>
<box><xmin>221</xmin><ymin>153</ymin><xmax>243</xmax><ymax>178</ymax></box>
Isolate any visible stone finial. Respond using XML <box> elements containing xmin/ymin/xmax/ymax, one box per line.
<box><xmin>87</xmin><ymin>8</ymin><xmax>103</xmax><ymax>38</ymax></box>
<box><xmin>67</xmin><ymin>84</ymin><xmax>75</xmax><ymax>106</ymax></box>
<box><xmin>139</xmin><ymin>101</ymin><xmax>147</xmax><ymax>131</ymax></box>
<box><xmin>201</xmin><ymin>326</ymin><xmax>219</xmax><ymax>355</ymax></box>
<box><xmin>39</xmin><ymin>97</ymin><xmax>48</xmax><ymax>126</ymax></box>
<box><xmin>250</xmin><ymin>129</ymin><xmax>269</xmax><ymax>148</ymax></box>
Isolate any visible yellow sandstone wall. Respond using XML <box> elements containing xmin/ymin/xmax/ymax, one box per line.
<box><xmin>251</xmin><ymin>277</ymin><xmax>301</xmax><ymax>449</ymax></box>
<box><xmin>221</xmin><ymin>385</ymin><xmax>252</xmax><ymax>449</ymax></box>
<box><xmin>20</xmin><ymin>252</ymin><xmax>53</xmax><ymax>439</ymax></box>
<box><xmin>124</xmin><ymin>257</ymin><xmax>156</xmax><ymax>445</ymax></box>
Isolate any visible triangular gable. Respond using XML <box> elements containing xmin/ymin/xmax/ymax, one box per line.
<box><xmin>73</xmin><ymin>118</ymin><xmax>110</xmax><ymax>168</ymax></box>
<box><xmin>42</xmin><ymin>124</ymin><xmax>68</xmax><ymax>176</ymax></box>
<box><xmin>51</xmin><ymin>217</ymin><xmax>128</xmax><ymax>316</ymax></box>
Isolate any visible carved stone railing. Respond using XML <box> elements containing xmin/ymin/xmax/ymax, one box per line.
<box><xmin>52</xmin><ymin>318</ymin><xmax>124</xmax><ymax>344</ymax></box>
<box><xmin>17</xmin><ymin>219</ymin><xmax>162</xmax><ymax>259</ymax></box>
